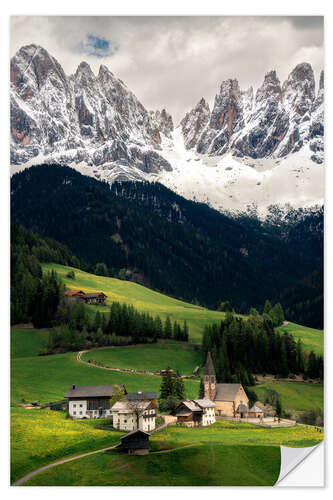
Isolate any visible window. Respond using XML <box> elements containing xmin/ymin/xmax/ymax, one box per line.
<box><xmin>73</xmin><ymin>411</ymin><xmax>76</xmax><ymax>415</ymax></box>
<box><xmin>79</xmin><ymin>404</ymin><xmax>83</xmax><ymax>408</ymax></box>
<box><xmin>205</xmin><ymin>376</ymin><xmax>208</xmax><ymax>382</ymax></box>
<box><xmin>79</xmin><ymin>411</ymin><xmax>82</xmax><ymax>415</ymax></box>
<box><xmin>211</xmin><ymin>376</ymin><xmax>215</xmax><ymax>383</ymax></box>
<box><xmin>73</xmin><ymin>404</ymin><xmax>76</xmax><ymax>408</ymax></box>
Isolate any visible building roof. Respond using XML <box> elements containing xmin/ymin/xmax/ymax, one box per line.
<box><xmin>215</xmin><ymin>383</ymin><xmax>243</xmax><ymax>402</ymax></box>
<box><xmin>65</xmin><ymin>384</ymin><xmax>124</xmax><ymax>398</ymax></box>
<box><xmin>126</xmin><ymin>392</ymin><xmax>158</xmax><ymax>401</ymax></box>
<box><xmin>64</xmin><ymin>290</ymin><xmax>85</xmax><ymax>296</ymax></box>
<box><xmin>237</xmin><ymin>404</ymin><xmax>249</xmax><ymax>413</ymax></box>
<box><xmin>194</xmin><ymin>398</ymin><xmax>216</xmax><ymax>408</ymax></box>
<box><xmin>249</xmin><ymin>405</ymin><xmax>264</xmax><ymax>413</ymax></box>
<box><xmin>84</xmin><ymin>292</ymin><xmax>107</xmax><ymax>298</ymax></box>
<box><xmin>111</xmin><ymin>400</ymin><xmax>151</xmax><ymax>412</ymax></box>
<box><xmin>204</xmin><ymin>351</ymin><xmax>216</xmax><ymax>376</ymax></box>
<box><xmin>121</xmin><ymin>429</ymin><xmax>150</xmax><ymax>439</ymax></box>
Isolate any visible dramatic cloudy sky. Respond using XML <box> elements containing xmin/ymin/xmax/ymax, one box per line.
<box><xmin>10</xmin><ymin>16</ymin><xmax>324</xmax><ymax>122</ymax></box>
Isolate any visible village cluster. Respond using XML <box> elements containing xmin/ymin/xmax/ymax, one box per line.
<box><xmin>65</xmin><ymin>353</ymin><xmax>269</xmax><ymax>453</ymax></box>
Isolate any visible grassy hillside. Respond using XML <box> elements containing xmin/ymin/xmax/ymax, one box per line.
<box><xmin>11</xmin><ymin>408</ymin><xmax>124</xmax><ymax>483</ymax></box>
<box><xmin>276</xmin><ymin>322</ymin><xmax>323</xmax><ymax>355</ymax></box>
<box><xmin>81</xmin><ymin>343</ymin><xmax>202</xmax><ymax>375</ymax></box>
<box><xmin>11</xmin><ymin>350</ymin><xmax>199</xmax><ymax>405</ymax></box>
<box><xmin>22</xmin><ymin>420</ymin><xmax>323</xmax><ymax>486</ymax></box>
<box><xmin>251</xmin><ymin>380</ymin><xmax>323</xmax><ymax>415</ymax></box>
<box><xmin>11</xmin><ymin>328</ymin><xmax>49</xmax><ymax>358</ymax></box>
<box><xmin>24</xmin><ymin>444</ymin><xmax>280</xmax><ymax>486</ymax></box>
<box><xmin>42</xmin><ymin>262</ymin><xmax>229</xmax><ymax>342</ymax></box>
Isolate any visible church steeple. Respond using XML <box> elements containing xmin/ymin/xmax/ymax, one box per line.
<box><xmin>204</xmin><ymin>351</ymin><xmax>216</xmax><ymax>400</ymax></box>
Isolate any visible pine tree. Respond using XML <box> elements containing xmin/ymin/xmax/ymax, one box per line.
<box><xmin>164</xmin><ymin>316</ymin><xmax>172</xmax><ymax>339</ymax></box>
<box><xmin>263</xmin><ymin>299</ymin><xmax>272</xmax><ymax>315</ymax></box>
<box><xmin>198</xmin><ymin>377</ymin><xmax>205</xmax><ymax>398</ymax></box>
<box><xmin>159</xmin><ymin>368</ymin><xmax>175</xmax><ymax>399</ymax></box>
<box><xmin>174</xmin><ymin>372</ymin><xmax>185</xmax><ymax>400</ymax></box>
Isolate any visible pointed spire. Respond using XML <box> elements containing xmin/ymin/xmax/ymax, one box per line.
<box><xmin>204</xmin><ymin>351</ymin><xmax>215</xmax><ymax>375</ymax></box>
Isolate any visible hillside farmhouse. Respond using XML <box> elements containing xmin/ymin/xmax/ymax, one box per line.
<box><xmin>65</xmin><ymin>290</ymin><xmax>107</xmax><ymax>305</ymax></box>
<box><xmin>204</xmin><ymin>352</ymin><xmax>250</xmax><ymax>417</ymax></box>
<box><xmin>112</xmin><ymin>391</ymin><xmax>158</xmax><ymax>432</ymax></box>
<box><xmin>175</xmin><ymin>398</ymin><xmax>216</xmax><ymax>427</ymax></box>
<box><xmin>116</xmin><ymin>429</ymin><xmax>151</xmax><ymax>455</ymax></box>
<box><xmin>65</xmin><ymin>384</ymin><xmax>125</xmax><ymax>419</ymax></box>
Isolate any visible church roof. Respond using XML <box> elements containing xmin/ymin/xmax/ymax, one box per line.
<box><xmin>194</xmin><ymin>398</ymin><xmax>216</xmax><ymax>408</ymax></box>
<box><xmin>204</xmin><ymin>351</ymin><xmax>216</xmax><ymax>375</ymax></box>
<box><xmin>215</xmin><ymin>383</ymin><xmax>243</xmax><ymax>401</ymax></box>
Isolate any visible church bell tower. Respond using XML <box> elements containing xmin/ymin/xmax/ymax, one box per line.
<box><xmin>204</xmin><ymin>351</ymin><xmax>216</xmax><ymax>401</ymax></box>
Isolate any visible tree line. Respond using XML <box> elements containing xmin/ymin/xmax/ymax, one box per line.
<box><xmin>43</xmin><ymin>300</ymin><xmax>189</xmax><ymax>354</ymax></box>
<box><xmin>202</xmin><ymin>310</ymin><xmax>323</xmax><ymax>382</ymax></box>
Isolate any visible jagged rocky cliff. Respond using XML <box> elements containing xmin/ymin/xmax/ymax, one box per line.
<box><xmin>10</xmin><ymin>44</ymin><xmax>172</xmax><ymax>174</ymax></box>
<box><xmin>181</xmin><ymin>63</ymin><xmax>324</xmax><ymax>164</ymax></box>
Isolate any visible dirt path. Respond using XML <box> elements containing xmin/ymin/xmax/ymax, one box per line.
<box><xmin>77</xmin><ymin>350</ymin><xmax>193</xmax><ymax>379</ymax></box>
<box><xmin>13</xmin><ymin>444</ymin><xmax>117</xmax><ymax>486</ymax></box>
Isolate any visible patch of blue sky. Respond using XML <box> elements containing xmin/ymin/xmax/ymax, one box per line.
<box><xmin>75</xmin><ymin>34</ymin><xmax>119</xmax><ymax>58</ymax></box>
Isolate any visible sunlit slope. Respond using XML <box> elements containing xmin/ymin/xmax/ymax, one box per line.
<box><xmin>42</xmin><ymin>263</ymin><xmax>229</xmax><ymax>342</ymax></box>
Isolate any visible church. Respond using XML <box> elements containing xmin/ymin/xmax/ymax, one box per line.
<box><xmin>204</xmin><ymin>352</ymin><xmax>249</xmax><ymax>418</ymax></box>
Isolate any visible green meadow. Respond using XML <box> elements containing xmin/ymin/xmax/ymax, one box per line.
<box><xmin>82</xmin><ymin>343</ymin><xmax>202</xmax><ymax>375</ymax></box>
<box><xmin>42</xmin><ymin>263</ymin><xmax>230</xmax><ymax>342</ymax></box>
<box><xmin>23</xmin><ymin>420</ymin><xmax>323</xmax><ymax>486</ymax></box>
<box><xmin>11</xmin><ymin>350</ymin><xmax>199</xmax><ymax>405</ymax></box>
<box><xmin>11</xmin><ymin>327</ymin><xmax>48</xmax><ymax>358</ymax></box>
<box><xmin>276</xmin><ymin>322</ymin><xmax>324</xmax><ymax>355</ymax></box>
<box><xmin>42</xmin><ymin>263</ymin><xmax>324</xmax><ymax>353</ymax></box>
<box><xmin>251</xmin><ymin>380</ymin><xmax>323</xmax><ymax>414</ymax></box>
<box><xmin>11</xmin><ymin>407</ymin><xmax>124</xmax><ymax>484</ymax></box>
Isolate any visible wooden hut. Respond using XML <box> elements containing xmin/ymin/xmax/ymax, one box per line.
<box><xmin>117</xmin><ymin>430</ymin><xmax>150</xmax><ymax>455</ymax></box>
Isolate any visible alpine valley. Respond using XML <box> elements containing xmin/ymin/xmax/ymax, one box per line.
<box><xmin>10</xmin><ymin>44</ymin><xmax>324</xmax><ymax>213</ymax></box>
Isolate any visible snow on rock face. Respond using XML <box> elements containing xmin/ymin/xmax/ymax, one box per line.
<box><xmin>181</xmin><ymin>62</ymin><xmax>323</xmax><ymax>165</ymax></box>
<box><xmin>10</xmin><ymin>44</ymin><xmax>172</xmax><ymax>174</ymax></box>
<box><xmin>180</xmin><ymin>97</ymin><xmax>210</xmax><ymax>150</ymax></box>
<box><xmin>150</xmin><ymin>109</ymin><xmax>174</xmax><ymax>139</ymax></box>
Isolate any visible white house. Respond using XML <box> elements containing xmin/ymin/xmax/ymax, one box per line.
<box><xmin>175</xmin><ymin>398</ymin><xmax>216</xmax><ymax>427</ymax></box>
<box><xmin>111</xmin><ymin>391</ymin><xmax>158</xmax><ymax>432</ymax></box>
<box><xmin>65</xmin><ymin>384</ymin><xmax>125</xmax><ymax>419</ymax></box>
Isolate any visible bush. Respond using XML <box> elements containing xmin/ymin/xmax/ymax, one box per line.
<box><xmin>66</xmin><ymin>270</ymin><xmax>75</xmax><ymax>279</ymax></box>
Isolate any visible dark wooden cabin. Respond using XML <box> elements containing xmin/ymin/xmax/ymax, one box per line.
<box><xmin>117</xmin><ymin>429</ymin><xmax>150</xmax><ymax>455</ymax></box>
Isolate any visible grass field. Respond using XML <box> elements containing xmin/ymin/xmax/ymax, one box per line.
<box><xmin>42</xmin><ymin>263</ymin><xmax>230</xmax><ymax>342</ymax></box>
<box><xmin>10</xmin><ymin>408</ymin><xmax>124</xmax><ymax>484</ymax></box>
<box><xmin>81</xmin><ymin>343</ymin><xmax>202</xmax><ymax>375</ymax></box>
<box><xmin>11</xmin><ymin>328</ymin><xmax>49</xmax><ymax>358</ymax></box>
<box><xmin>276</xmin><ymin>322</ymin><xmax>324</xmax><ymax>355</ymax></box>
<box><xmin>11</xmin><ymin>349</ymin><xmax>199</xmax><ymax>405</ymax></box>
<box><xmin>42</xmin><ymin>263</ymin><xmax>324</xmax><ymax>352</ymax></box>
<box><xmin>24</xmin><ymin>444</ymin><xmax>280</xmax><ymax>486</ymax></box>
<box><xmin>22</xmin><ymin>420</ymin><xmax>323</xmax><ymax>486</ymax></box>
<box><xmin>251</xmin><ymin>380</ymin><xmax>324</xmax><ymax>414</ymax></box>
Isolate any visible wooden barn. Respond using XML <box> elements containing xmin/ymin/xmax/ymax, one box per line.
<box><xmin>117</xmin><ymin>430</ymin><xmax>150</xmax><ymax>455</ymax></box>
<box><xmin>82</xmin><ymin>292</ymin><xmax>107</xmax><ymax>305</ymax></box>
<box><xmin>64</xmin><ymin>290</ymin><xmax>107</xmax><ymax>306</ymax></box>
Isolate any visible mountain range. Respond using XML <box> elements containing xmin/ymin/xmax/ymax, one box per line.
<box><xmin>10</xmin><ymin>44</ymin><xmax>324</xmax><ymax>213</ymax></box>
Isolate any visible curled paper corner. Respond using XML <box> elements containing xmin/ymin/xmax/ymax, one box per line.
<box><xmin>276</xmin><ymin>442</ymin><xmax>324</xmax><ymax>486</ymax></box>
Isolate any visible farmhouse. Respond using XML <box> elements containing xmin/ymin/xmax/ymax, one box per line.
<box><xmin>112</xmin><ymin>391</ymin><xmax>158</xmax><ymax>432</ymax></box>
<box><xmin>116</xmin><ymin>430</ymin><xmax>150</xmax><ymax>455</ymax></box>
<box><xmin>64</xmin><ymin>290</ymin><xmax>107</xmax><ymax>306</ymax></box>
<box><xmin>175</xmin><ymin>398</ymin><xmax>216</xmax><ymax>427</ymax></box>
<box><xmin>204</xmin><ymin>352</ymin><xmax>250</xmax><ymax>417</ymax></box>
<box><xmin>64</xmin><ymin>290</ymin><xmax>86</xmax><ymax>302</ymax></box>
<box><xmin>65</xmin><ymin>384</ymin><xmax>125</xmax><ymax>419</ymax></box>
